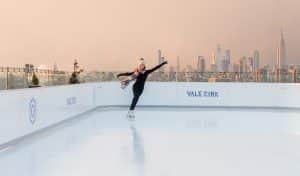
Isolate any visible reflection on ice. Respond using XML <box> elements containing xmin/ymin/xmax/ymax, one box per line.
<box><xmin>0</xmin><ymin>109</ymin><xmax>300</xmax><ymax>176</ymax></box>
<box><xmin>130</xmin><ymin>123</ymin><xmax>145</xmax><ymax>176</ymax></box>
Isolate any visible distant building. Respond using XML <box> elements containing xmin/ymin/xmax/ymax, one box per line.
<box><xmin>216</xmin><ymin>44</ymin><xmax>222</xmax><ymax>71</ymax></box>
<box><xmin>53</xmin><ymin>62</ymin><xmax>58</xmax><ymax>71</ymax></box>
<box><xmin>253</xmin><ymin>50</ymin><xmax>260</xmax><ymax>71</ymax></box>
<box><xmin>239</xmin><ymin>57</ymin><xmax>248</xmax><ymax>73</ymax></box>
<box><xmin>161</xmin><ymin>57</ymin><xmax>165</xmax><ymax>73</ymax></box>
<box><xmin>38</xmin><ymin>64</ymin><xmax>49</xmax><ymax>70</ymax></box>
<box><xmin>25</xmin><ymin>64</ymin><xmax>34</xmax><ymax>73</ymax></box>
<box><xmin>288</xmin><ymin>64</ymin><xmax>300</xmax><ymax>70</ymax></box>
<box><xmin>176</xmin><ymin>56</ymin><xmax>180</xmax><ymax>73</ymax></box>
<box><xmin>224</xmin><ymin>49</ymin><xmax>231</xmax><ymax>62</ymax></box>
<box><xmin>275</xmin><ymin>30</ymin><xmax>287</xmax><ymax>70</ymax></box>
<box><xmin>186</xmin><ymin>65</ymin><xmax>194</xmax><ymax>72</ymax></box>
<box><xmin>275</xmin><ymin>47</ymin><xmax>281</xmax><ymax>69</ymax></box>
<box><xmin>221</xmin><ymin>53</ymin><xmax>231</xmax><ymax>72</ymax></box>
<box><xmin>197</xmin><ymin>56</ymin><xmax>205</xmax><ymax>72</ymax></box>
<box><xmin>279</xmin><ymin>30</ymin><xmax>287</xmax><ymax>69</ymax></box>
<box><xmin>158</xmin><ymin>49</ymin><xmax>162</xmax><ymax>64</ymax></box>
<box><xmin>158</xmin><ymin>49</ymin><xmax>165</xmax><ymax>73</ymax></box>
<box><xmin>221</xmin><ymin>59</ymin><xmax>230</xmax><ymax>72</ymax></box>
<box><xmin>247</xmin><ymin>57</ymin><xmax>254</xmax><ymax>72</ymax></box>
<box><xmin>223</xmin><ymin>49</ymin><xmax>231</xmax><ymax>72</ymax></box>
<box><xmin>169</xmin><ymin>66</ymin><xmax>176</xmax><ymax>81</ymax></box>
<box><xmin>233</xmin><ymin>63</ymin><xmax>239</xmax><ymax>72</ymax></box>
<box><xmin>210</xmin><ymin>52</ymin><xmax>217</xmax><ymax>72</ymax></box>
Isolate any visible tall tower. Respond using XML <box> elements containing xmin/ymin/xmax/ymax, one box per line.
<box><xmin>223</xmin><ymin>49</ymin><xmax>231</xmax><ymax>72</ymax></box>
<box><xmin>216</xmin><ymin>44</ymin><xmax>222</xmax><ymax>72</ymax></box>
<box><xmin>53</xmin><ymin>62</ymin><xmax>58</xmax><ymax>71</ymax></box>
<box><xmin>253</xmin><ymin>50</ymin><xmax>260</xmax><ymax>71</ymax></box>
<box><xmin>224</xmin><ymin>49</ymin><xmax>231</xmax><ymax>64</ymax></box>
<box><xmin>161</xmin><ymin>57</ymin><xmax>165</xmax><ymax>73</ymax></box>
<box><xmin>158</xmin><ymin>49</ymin><xmax>162</xmax><ymax>65</ymax></box>
<box><xmin>279</xmin><ymin>30</ymin><xmax>287</xmax><ymax>69</ymax></box>
<box><xmin>158</xmin><ymin>49</ymin><xmax>162</xmax><ymax>64</ymax></box>
<box><xmin>276</xmin><ymin>47</ymin><xmax>281</xmax><ymax>69</ymax></box>
<box><xmin>197</xmin><ymin>56</ymin><xmax>205</xmax><ymax>72</ymax></box>
<box><xmin>158</xmin><ymin>49</ymin><xmax>165</xmax><ymax>73</ymax></box>
<box><xmin>210</xmin><ymin>52</ymin><xmax>217</xmax><ymax>72</ymax></box>
<box><xmin>239</xmin><ymin>56</ymin><xmax>247</xmax><ymax>73</ymax></box>
<box><xmin>247</xmin><ymin>57</ymin><xmax>254</xmax><ymax>72</ymax></box>
<box><xmin>176</xmin><ymin>56</ymin><xmax>180</xmax><ymax>73</ymax></box>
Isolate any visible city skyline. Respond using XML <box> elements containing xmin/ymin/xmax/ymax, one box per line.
<box><xmin>160</xmin><ymin>30</ymin><xmax>295</xmax><ymax>73</ymax></box>
<box><xmin>1</xmin><ymin>30</ymin><xmax>296</xmax><ymax>73</ymax></box>
<box><xmin>0</xmin><ymin>0</ymin><xmax>299</xmax><ymax>71</ymax></box>
<box><xmin>0</xmin><ymin>29</ymin><xmax>298</xmax><ymax>72</ymax></box>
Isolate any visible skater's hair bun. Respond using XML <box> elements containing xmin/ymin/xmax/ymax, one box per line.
<box><xmin>139</xmin><ymin>58</ymin><xmax>145</xmax><ymax>65</ymax></box>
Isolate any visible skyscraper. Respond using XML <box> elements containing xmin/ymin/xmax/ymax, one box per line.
<box><xmin>221</xmin><ymin>57</ymin><xmax>229</xmax><ymax>72</ymax></box>
<box><xmin>233</xmin><ymin>63</ymin><xmax>239</xmax><ymax>72</ymax></box>
<box><xmin>53</xmin><ymin>62</ymin><xmax>58</xmax><ymax>71</ymax></box>
<box><xmin>225</xmin><ymin>50</ymin><xmax>231</xmax><ymax>62</ymax></box>
<box><xmin>275</xmin><ymin>47</ymin><xmax>281</xmax><ymax>69</ymax></box>
<box><xmin>158</xmin><ymin>49</ymin><xmax>165</xmax><ymax>73</ymax></box>
<box><xmin>176</xmin><ymin>56</ymin><xmax>180</xmax><ymax>73</ymax></box>
<box><xmin>169</xmin><ymin>66</ymin><xmax>176</xmax><ymax>81</ymax></box>
<box><xmin>223</xmin><ymin>49</ymin><xmax>231</xmax><ymax>72</ymax></box>
<box><xmin>247</xmin><ymin>57</ymin><xmax>254</xmax><ymax>72</ymax></box>
<box><xmin>210</xmin><ymin>52</ymin><xmax>217</xmax><ymax>72</ymax></box>
<box><xmin>197</xmin><ymin>56</ymin><xmax>205</xmax><ymax>72</ymax></box>
<box><xmin>161</xmin><ymin>57</ymin><xmax>165</xmax><ymax>73</ymax></box>
<box><xmin>277</xmin><ymin>30</ymin><xmax>287</xmax><ymax>69</ymax></box>
<box><xmin>216</xmin><ymin>44</ymin><xmax>222</xmax><ymax>71</ymax></box>
<box><xmin>158</xmin><ymin>49</ymin><xmax>162</xmax><ymax>64</ymax></box>
<box><xmin>239</xmin><ymin>57</ymin><xmax>247</xmax><ymax>73</ymax></box>
<box><xmin>253</xmin><ymin>50</ymin><xmax>260</xmax><ymax>71</ymax></box>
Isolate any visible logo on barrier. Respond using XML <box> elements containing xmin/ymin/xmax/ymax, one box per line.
<box><xmin>29</xmin><ymin>98</ymin><xmax>37</xmax><ymax>124</ymax></box>
<box><xmin>186</xmin><ymin>90</ymin><xmax>219</xmax><ymax>98</ymax></box>
<box><xmin>66</xmin><ymin>97</ymin><xmax>77</xmax><ymax>106</ymax></box>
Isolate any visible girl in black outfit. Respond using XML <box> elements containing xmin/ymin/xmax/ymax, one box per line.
<box><xmin>117</xmin><ymin>59</ymin><xmax>168</xmax><ymax>118</ymax></box>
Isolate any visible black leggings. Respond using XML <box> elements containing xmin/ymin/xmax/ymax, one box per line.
<box><xmin>130</xmin><ymin>87</ymin><xmax>143</xmax><ymax>110</ymax></box>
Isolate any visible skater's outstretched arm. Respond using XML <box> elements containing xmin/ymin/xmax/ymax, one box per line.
<box><xmin>117</xmin><ymin>72</ymin><xmax>134</xmax><ymax>78</ymax></box>
<box><xmin>147</xmin><ymin>61</ymin><xmax>168</xmax><ymax>74</ymax></box>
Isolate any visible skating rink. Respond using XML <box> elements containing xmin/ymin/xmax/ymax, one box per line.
<box><xmin>1</xmin><ymin>107</ymin><xmax>300</xmax><ymax>176</ymax></box>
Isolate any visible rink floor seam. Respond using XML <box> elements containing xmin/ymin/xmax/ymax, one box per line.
<box><xmin>95</xmin><ymin>105</ymin><xmax>300</xmax><ymax>113</ymax></box>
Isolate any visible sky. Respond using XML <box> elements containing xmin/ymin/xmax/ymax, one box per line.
<box><xmin>0</xmin><ymin>0</ymin><xmax>299</xmax><ymax>71</ymax></box>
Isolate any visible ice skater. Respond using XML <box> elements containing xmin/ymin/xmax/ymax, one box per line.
<box><xmin>117</xmin><ymin>58</ymin><xmax>168</xmax><ymax>118</ymax></box>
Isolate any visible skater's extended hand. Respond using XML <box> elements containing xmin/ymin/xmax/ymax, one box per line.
<box><xmin>163</xmin><ymin>61</ymin><xmax>168</xmax><ymax>65</ymax></box>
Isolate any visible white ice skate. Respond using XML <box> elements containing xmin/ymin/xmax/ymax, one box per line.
<box><xmin>126</xmin><ymin>110</ymin><xmax>135</xmax><ymax>121</ymax></box>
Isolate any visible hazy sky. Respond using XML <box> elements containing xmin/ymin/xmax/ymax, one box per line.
<box><xmin>0</xmin><ymin>0</ymin><xmax>299</xmax><ymax>71</ymax></box>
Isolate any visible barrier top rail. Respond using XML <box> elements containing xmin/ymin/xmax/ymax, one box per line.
<box><xmin>0</xmin><ymin>67</ymin><xmax>299</xmax><ymax>90</ymax></box>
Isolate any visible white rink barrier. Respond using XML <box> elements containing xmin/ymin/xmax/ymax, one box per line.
<box><xmin>1</xmin><ymin>82</ymin><xmax>300</xmax><ymax>146</ymax></box>
<box><xmin>0</xmin><ymin>84</ymin><xmax>95</xmax><ymax>147</ymax></box>
<box><xmin>95</xmin><ymin>82</ymin><xmax>300</xmax><ymax>108</ymax></box>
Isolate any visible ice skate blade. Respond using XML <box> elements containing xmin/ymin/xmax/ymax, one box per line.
<box><xmin>126</xmin><ymin>115</ymin><xmax>135</xmax><ymax>121</ymax></box>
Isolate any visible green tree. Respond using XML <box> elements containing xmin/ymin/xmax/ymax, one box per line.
<box><xmin>32</xmin><ymin>72</ymin><xmax>39</xmax><ymax>86</ymax></box>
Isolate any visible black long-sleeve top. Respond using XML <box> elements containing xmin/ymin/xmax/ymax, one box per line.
<box><xmin>117</xmin><ymin>62</ymin><xmax>167</xmax><ymax>91</ymax></box>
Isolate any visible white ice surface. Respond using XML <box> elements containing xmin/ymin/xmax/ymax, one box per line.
<box><xmin>1</xmin><ymin>108</ymin><xmax>300</xmax><ymax>176</ymax></box>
